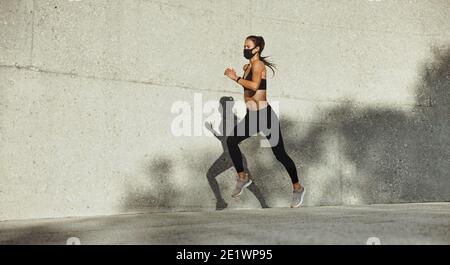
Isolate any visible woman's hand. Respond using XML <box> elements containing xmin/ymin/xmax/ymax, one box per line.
<box><xmin>224</xmin><ymin>67</ymin><xmax>238</xmax><ymax>81</ymax></box>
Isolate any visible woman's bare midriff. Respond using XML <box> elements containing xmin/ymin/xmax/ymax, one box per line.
<box><xmin>244</xmin><ymin>91</ymin><xmax>268</xmax><ymax>111</ymax></box>
<box><xmin>243</xmin><ymin>64</ymin><xmax>268</xmax><ymax>111</ymax></box>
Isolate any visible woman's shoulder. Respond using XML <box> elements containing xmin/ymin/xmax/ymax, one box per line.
<box><xmin>243</xmin><ymin>61</ymin><xmax>265</xmax><ymax>72</ymax></box>
<box><xmin>252</xmin><ymin>61</ymin><xmax>266</xmax><ymax>71</ymax></box>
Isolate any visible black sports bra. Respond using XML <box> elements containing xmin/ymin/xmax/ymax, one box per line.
<box><xmin>244</xmin><ymin>68</ymin><xmax>267</xmax><ymax>90</ymax></box>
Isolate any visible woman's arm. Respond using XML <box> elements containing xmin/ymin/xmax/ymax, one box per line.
<box><xmin>224</xmin><ymin>62</ymin><xmax>263</xmax><ymax>91</ymax></box>
<box><xmin>237</xmin><ymin>62</ymin><xmax>263</xmax><ymax>92</ymax></box>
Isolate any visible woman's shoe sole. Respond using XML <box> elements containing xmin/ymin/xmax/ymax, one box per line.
<box><xmin>231</xmin><ymin>179</ymin><xmax>253</xmax><ymax>198</ymax></box>
<box><xmin>290</xmin><ymin>187</ymin><xmax>306</xmax><ymax>208</ymax></box>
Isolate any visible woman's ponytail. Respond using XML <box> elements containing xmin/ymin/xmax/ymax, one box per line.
<box><xmin>246</xmin><ymin>35</ymin><xmax>277</xmax><ymax>77</ymax></box>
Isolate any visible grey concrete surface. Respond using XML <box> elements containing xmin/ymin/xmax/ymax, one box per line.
<box><xmin>1</xmin><ymin>0</ymin><xmax>450</xmax><ymax>221</ymax></box>
<box><xmin>0</xmin><ymin>202</ymin><xmax>449</xmax><ymax>245</ymax></box>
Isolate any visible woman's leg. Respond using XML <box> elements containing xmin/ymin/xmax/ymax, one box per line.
<box><xmin>263</xmin><ymin>105</ymin><xmax>305</xmax><ymax>207</ymax></box>
<box><xmin>270</xmin><ymin>126</ymin><xmax>300</xmax><ymax>185</ymax></box>
<box><xmin>226</xmin><ymin>112</ymin><xmax>252</xmax><ymax>180</ymax></box>
<box><xmin>226</xmin><ymin>135</ymin><xmax>251</xmax><ymax>179</ymax></box>
<box><xmin>264</xmin><ymin>105</ymin><xmax>301</xmax><ymax>189</ymax></box>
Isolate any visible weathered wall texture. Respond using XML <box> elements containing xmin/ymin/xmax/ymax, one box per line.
<box><xmin>1</xmin><ymin>0</ymin><xmax>449</xmax><ymax>221</ymax></box>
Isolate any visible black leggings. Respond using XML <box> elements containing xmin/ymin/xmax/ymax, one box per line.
<box><xmin>226</xmin><ymin>104</ymin><xmax>299</xmax><ymax>184</ymax></box>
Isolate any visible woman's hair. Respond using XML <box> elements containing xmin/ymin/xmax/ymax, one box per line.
<box><xmin>246</xmin><ymin>35</ymin><xmax>277</xmax><ymax>77</ymax></box>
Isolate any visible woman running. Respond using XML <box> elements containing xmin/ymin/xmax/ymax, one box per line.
<box><xmin>223</xmin><ymin>35</ymin><xmax>305</xmax><ymax>208</ymax></box>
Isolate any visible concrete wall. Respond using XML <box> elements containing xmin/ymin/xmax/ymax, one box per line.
<box><xmin>1</xmin><ymin>0</ymin><xmax>449</xmax><ymax>221</ymax></box>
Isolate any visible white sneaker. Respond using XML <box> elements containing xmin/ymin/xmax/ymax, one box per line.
<box><xmin>231</xmin><ymin>176</ymin><xmax>252</xmax><ymax>198</ymax></box>
<box><xmin>290</xmin><ymin>186</ymin><xmax>305</xmax><ymax>208</ymax></box>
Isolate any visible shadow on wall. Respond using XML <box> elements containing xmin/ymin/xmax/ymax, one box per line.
<box><xmin>287</xmin><ymin>45</ymin><xmax>450</xmax><ymax>205</ymax></box>
<box><xmin>122</xmin><ymin>157</ymin><xmax>178</xmax><ymax>211</ymax></box>
<box><xmin>123</xmin><ymin>45</ymin><xmax>450</xmax><ymax>211</ymax></box>
<box><xmin>123</xmin><ymin>97</ymin><xmax>272</xmax><ymax>212</ymax></box>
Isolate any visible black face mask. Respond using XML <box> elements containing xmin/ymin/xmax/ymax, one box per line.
<box><xmin>243</xmin><ymin>47</ymin><xmax>257</xmax><ymax>59</ymax></box>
